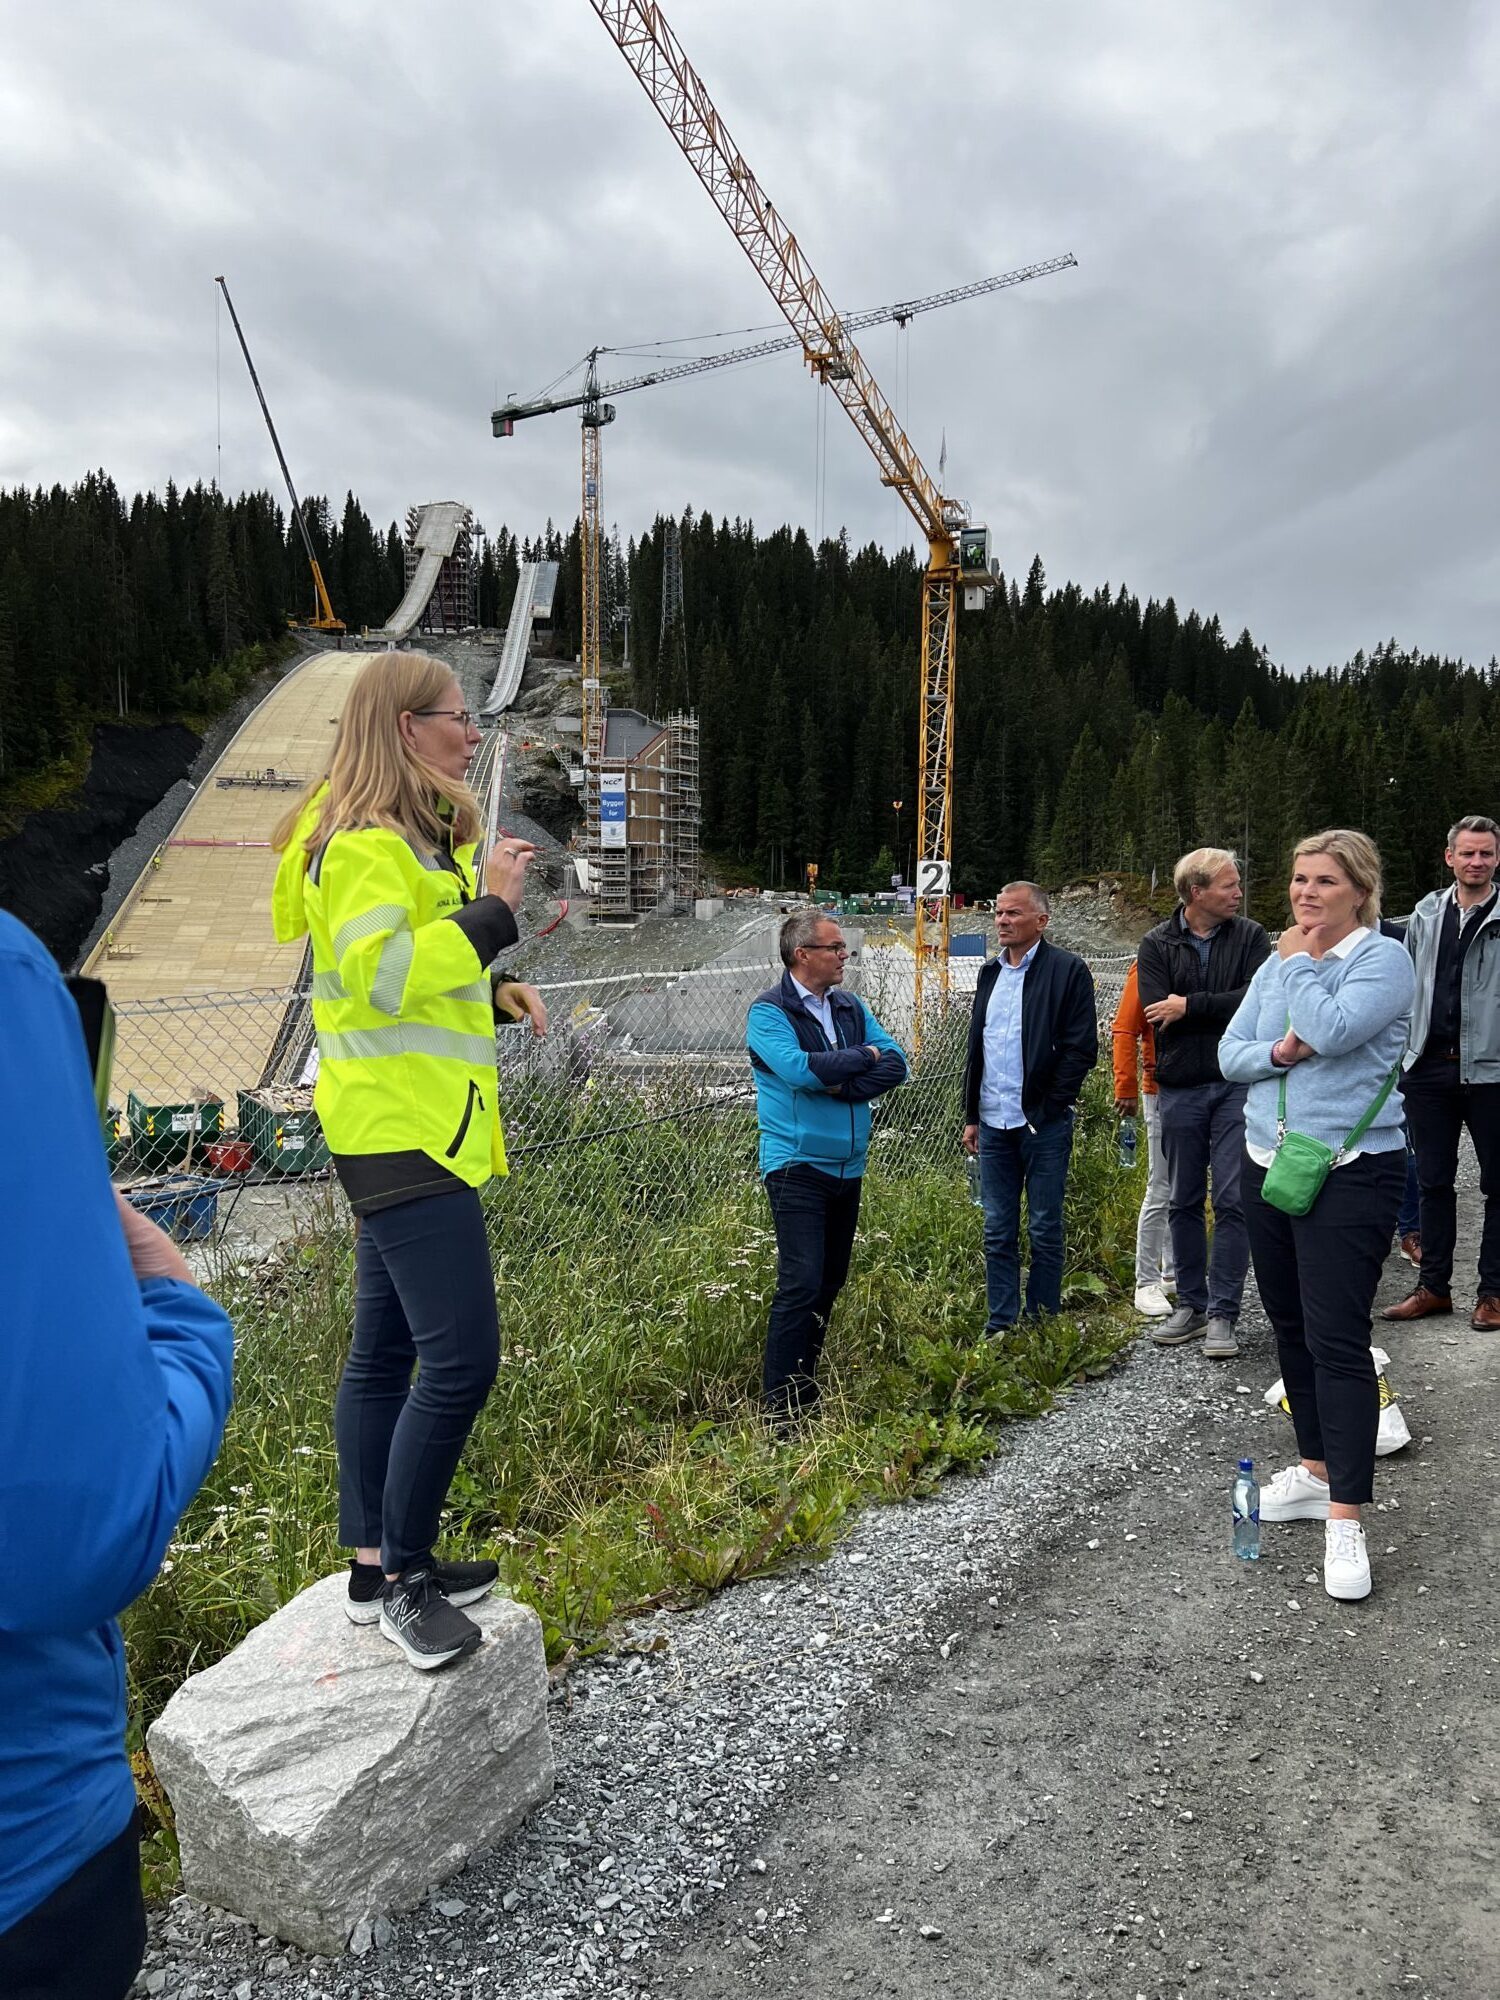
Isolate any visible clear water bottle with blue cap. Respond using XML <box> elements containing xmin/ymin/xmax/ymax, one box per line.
<box><xmin>1117</xmin><ymin>1113</ymin><xmax>1138</xmax><ymax>1171</ymax></box>
<box><xmin>1232</xmin><ymin>1459</ymin><xmax>1261</xmax><ymax>1562</ymax></box>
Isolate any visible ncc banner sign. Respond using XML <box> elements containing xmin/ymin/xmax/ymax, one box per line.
<box><xmin>599</xmin><ymin>772</ymin><xmax>627</xmax><ymax>850</ymax></box>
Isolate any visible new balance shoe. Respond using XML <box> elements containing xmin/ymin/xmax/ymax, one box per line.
<box><xmin>1150</xmin><ymin>1307</ymin><xmax>1207</xmax><ymax>1346</ymax></box>
<box><xmin>1203</xmin><ymin>1316</ymin><xmax>1239</xmax><ymax>1359</ymax></box>
<box><xmin>346</xmin><ymin>1556</ymin><xmax>500</xmax><ymax>1626</ymax></box>
<box><xmin>1323</xmin><ymin>1519</ymin><xmax>1372</xmax><ymax>1601</ymax></box>
<box><xmin>379</xmin><ymin>1569</ymin><xmax>484</xmax><ymax>1670</ymax></box>
<box><xmin>1134</xmin><ymin>1284</ymin><xmax>1173</xmax><ymax>1319</ymax></box>
<box><xmin>1259</xmin><ymin>1462</ymin><xmax>1331</xmax><ymax>1522</ymax></box>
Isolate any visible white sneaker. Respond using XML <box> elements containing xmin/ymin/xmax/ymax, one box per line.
<box><xmin>1134</xmin><ymin>1283</ymin><xmax>1173</xmax><ymax>1318</ymax></box>
<box><xmin>1259</xmin><ymin>1462</ymin><xmax>1331</xmax><ymax>1522</ymax></box>
<box><xmin>1324</xmin><ymin>1519</ymin><xmax>1372</xmax><ymax>1601</ymax></box>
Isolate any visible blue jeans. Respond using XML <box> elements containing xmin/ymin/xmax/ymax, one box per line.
<box><xmin>1397</xmin><ymin>1137</ymin><xmax>1420</xmax><ymax>1239</ymax></box>
<box><xmin>335</xmin><ymin>1189</ymin><xmax>499</xmax><ymax>1575</ymax></box>
<box><xmin>1156</xmin><ymin>1079</ymin><xmax>1250</xmax><ymax>1321</ymax></box>
<box><xmin>978</xmin><ymin>1113</ymin><xmax>1075</xmax><ymax>1329</ymax></box>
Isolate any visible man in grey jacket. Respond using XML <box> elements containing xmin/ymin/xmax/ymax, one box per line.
<box><xmin>1383</xmin><ymin>814</ymin><xmax>1500</xmax><ymax>1331</ymax></box>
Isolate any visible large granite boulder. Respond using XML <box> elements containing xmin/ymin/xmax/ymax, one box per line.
<box><xmin>148</xmin><ymin>1574</ymin><xmax>553</xmax><ymax>1955</ymax></box>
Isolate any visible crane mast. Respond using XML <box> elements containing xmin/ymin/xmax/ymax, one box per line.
<box><xmin>586</xmin><ymin>0</ymin><xmax>998</xmax><ymax>1034</ymax></box>
<box><xmin>577</xmin><ymin>350</ymin><xmax>616</xmax><ymax>762</ymax></box>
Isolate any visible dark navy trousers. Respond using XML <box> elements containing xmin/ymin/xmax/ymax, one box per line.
<box><xmin>762</xmin><ymin>1164</ymin><xmax>863</xmax><ymax>1415</ymax></box>
<box><xmin>335</xmin><ymin>1188</ymin><xmax>499</xmax><ymax>1574</ymax></box>
<box><xmin>0</xmin><ymin>1813</ymin><xmax>144</xmax><ymax>2000</ymax></box>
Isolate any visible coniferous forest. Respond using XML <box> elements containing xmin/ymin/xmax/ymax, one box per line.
<box><xmin>2</xmin><ymin>475</ymin><xmax>1496</xmax><ymax>920</ymax></box>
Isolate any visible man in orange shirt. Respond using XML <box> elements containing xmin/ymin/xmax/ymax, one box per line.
<box><xmin>1112</xmin><ymin>961</ymin><xmax>1176</xmax><ymax>1317</ymax></box>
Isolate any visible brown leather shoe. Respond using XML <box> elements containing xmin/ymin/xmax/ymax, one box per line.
<box><xmin>1381</xmin><ymin>1286</ymin><xmax>1453</xmax><ymax>1321</ymax></box>
<box><xmin>1399</xmin><ymin>1233</ymin><xmax>1422</xmax><ymax>1268</ymax></box>
<box><xmin>1472</xmin><ymin>1294</ymin><xmax>1500</xmax><ymax>1331</ymax></box>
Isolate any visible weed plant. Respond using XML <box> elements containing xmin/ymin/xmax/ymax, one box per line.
<box><xmin>124</xmin><ymin>1064</ymin><xmax>1142</xmax><ymax>1840</ymax></box>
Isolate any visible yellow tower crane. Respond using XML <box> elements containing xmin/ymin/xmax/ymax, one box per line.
<box><xmin>493</xmin><ymin>255</ymin><xmax>1075</xmax><ymax>778</ymax></box>
<box><xmin>586</xmin><ymin>0</ymin><xmax>1017</xmax><ymax>1039</ymax></box>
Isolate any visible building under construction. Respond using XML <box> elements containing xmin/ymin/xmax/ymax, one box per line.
<box><xmin>402</xmin><ymin>504</ymin><xmax>475</xmax><ymax>633</ymax></box>
<box><xmin>584</xmin><ymin>706</ymin><xmax>700</xmax><ymax>920</ymax></box>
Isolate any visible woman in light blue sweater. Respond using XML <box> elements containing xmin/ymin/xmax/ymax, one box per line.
<box><xmin>1220</xmin><ymin>830</ymin><xmax>1413</xmax><ymax>1603</ymax></box>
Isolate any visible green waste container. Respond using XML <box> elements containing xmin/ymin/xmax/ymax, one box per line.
<box><xmin>127</xmin><ymin>1091</ymin><xmax>223</xmax><ymax>1173</ymax></box>
<box><xmin>236</xmin><ymin>1086</ymin><xmax>329</xmax><ymax>1176</ymax></box>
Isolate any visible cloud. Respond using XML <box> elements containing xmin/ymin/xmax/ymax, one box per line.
<box><xmin>1</xmin><ymin>0</ymin><xmax>1495</xmax><ymax>666</ymax></box>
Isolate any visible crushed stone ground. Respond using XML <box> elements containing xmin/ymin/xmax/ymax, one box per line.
<box><xmin>139</xmin><ymin>1168</ymin><xmax>1496</xmax><ymax>2000</ymax></box>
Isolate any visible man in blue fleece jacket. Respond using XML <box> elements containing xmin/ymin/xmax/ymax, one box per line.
<box><xmin>0</xmin><ymin>912</ymin><xmax>234</xmax><ymax>1998</ymax></box>
<box><xmin>747</xmin><ymin>912</ymin><xmax>907</xmax><ymax>1419</ymax></box>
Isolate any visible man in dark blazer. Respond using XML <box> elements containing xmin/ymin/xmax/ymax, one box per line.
<box><xmin>962</xmin><ymin>883</ymin><xmax>1098</xmax><ymax>1332</ymax></box>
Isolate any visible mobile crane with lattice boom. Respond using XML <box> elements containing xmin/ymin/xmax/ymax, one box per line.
<box><xmin>215</xmin><ymin>276</ymin><xmax>344</xmax><ymax>636</ymax></box>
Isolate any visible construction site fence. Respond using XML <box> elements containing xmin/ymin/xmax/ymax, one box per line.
<box><xmin>109</xmin><ymin>949</ymin><xmax>1136</xmax><ymax>1211</ymax></box>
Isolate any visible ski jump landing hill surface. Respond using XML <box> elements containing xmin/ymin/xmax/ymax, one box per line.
<box><xmin>81</xmin><ymin>645</ymin><xmax>366</xmax><ymax>1109</ymax></box>
<box><xmin>87</xmin><ymin>558</ymin><xmax>565</xmax><ymax>1108</ymax></box>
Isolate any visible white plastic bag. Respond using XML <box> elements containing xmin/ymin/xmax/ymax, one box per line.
<box><xmin>1263</xmin><ymin>1346</ymin><xmax>1411</xmax><ymax>1456</ymax></box>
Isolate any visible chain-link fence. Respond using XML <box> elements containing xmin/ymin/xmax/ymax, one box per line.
<box><xmin>108</xmin><ymin>936</ymin><xmax>1134</xmax><ymax>1263</ymax></box>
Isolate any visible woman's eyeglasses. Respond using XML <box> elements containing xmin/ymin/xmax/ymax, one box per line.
<box><xmin>412</xmin><ymin>707</ymin><xmax>477</xmax><ymax>727</ymax></box>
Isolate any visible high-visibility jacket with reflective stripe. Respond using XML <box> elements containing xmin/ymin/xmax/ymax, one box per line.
<box><xmin>272</xmin><ymin>813</ymin><xmax>507</xmax><ymax>1187</ymax></box>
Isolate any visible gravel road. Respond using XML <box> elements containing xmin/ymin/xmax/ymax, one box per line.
<box><xmin>138</xmin><ymin>1171</ymin><xmax>1495</xmax><ymax>2000</ymax></box>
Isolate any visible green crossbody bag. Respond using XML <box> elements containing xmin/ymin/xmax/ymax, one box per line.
<box><xmin>1261</xmin><ymin>1050</ymin><xmax>1401</xmax><ymax>1217</ymax></box>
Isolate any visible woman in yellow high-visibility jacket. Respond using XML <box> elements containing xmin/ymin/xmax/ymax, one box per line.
<box><xmin>271</xmin><ymin>652</ymin><xmax>543</xmax><ymax>1670</ymax></box>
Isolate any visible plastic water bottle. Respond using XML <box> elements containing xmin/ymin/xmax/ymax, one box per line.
<box><xmin>1117</xmin><ymin>1113</ymin><xmax>1138</xmax><ymax>1171</ymax></box>
<box><xmin>965</xmin><ymin>1152</ymin><xmax>984</xmax><ymax>1207</ymax></box>
<box><xmin>1232</xmin><ymin>1459</ymin><xmax>1261</xmax><ymax>1562</ymax></box>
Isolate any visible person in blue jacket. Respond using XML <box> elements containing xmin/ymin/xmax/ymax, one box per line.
<box><xmin>0</xmin><ymin>913</ymin><xmax>234</xmax><ymax>1999</ymax></box>
<box><xmin>747</xmin><ymin>911</ymin><xmax>907</xmax><ymax>1420</ymax></box>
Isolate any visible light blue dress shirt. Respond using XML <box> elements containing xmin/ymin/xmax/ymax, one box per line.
<box><xmin>979</xmin><ymin>942</ymin><xmax>1038</xmax><ymax>1130</ymax></box>
<box><xmin>791</xmin><ymin>975</ymin><xmax>838</xmax><ymax>1046</ymax></box>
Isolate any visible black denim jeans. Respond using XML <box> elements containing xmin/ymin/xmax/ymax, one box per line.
<box><xmin>335</xmin><ymin>1187</ymin><xmax>499</xmax><ymax>1574</ymax></box>
<box><xmin>761</xmin><ymin>1164</ymin><xmax>863</xmax><ymax>1415</ymax></box>
<box><xmin>0</xmin><ymin>1812</ymin><xmax>144</xmax><ymax>2000</ymax></box>
<box><xmin>1244</xmin><ymin>1150</ymin><xmax>1405</xmax><ymax>1505</ymax></box>
<box><xmin>1401</xmin><ymin>1057</ymin><xmax>1500</xmax><ymax>1297</ymax></box>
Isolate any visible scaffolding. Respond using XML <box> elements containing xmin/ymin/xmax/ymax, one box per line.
<box><xmin>402</xmin><ymin>505</ymin><xmax>475</xmax><ymax>633</ymax></box>
<box><xmin>584</xmin><ymin>706</ymin><xmax>700</xmax><ymax>920</ymax></box>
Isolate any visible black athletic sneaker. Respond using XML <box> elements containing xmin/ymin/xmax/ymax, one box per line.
<box><xmin>378</xmin><ymin>1568</ymin><xmax>483</xmax><ymax>1671</ymax></box>
<box><xmin>345</xmin><ymin>1556</ymin><xmax>500</xmax><ymax>1626</ymax></box>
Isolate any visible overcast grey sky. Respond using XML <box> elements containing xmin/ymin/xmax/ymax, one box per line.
<box><xmin>2</xmin><ymin>0</ymin><xmax>1495</xmax><ymax>669</ymax></box>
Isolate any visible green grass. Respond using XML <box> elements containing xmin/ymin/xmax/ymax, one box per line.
<box><xmin>124</xmin><ymin>1070</ymin><xmax>1143</xmax><ymax>1747</ymax></box>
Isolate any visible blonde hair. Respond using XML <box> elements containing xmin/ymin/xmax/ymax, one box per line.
<box><xmin>1173</xmin><ymin>846</ymin><xmax>1238</xmax><ymax>904</ymax></box>
<box><xmin>272</xmin><ymin>652</ymin><xmax>480</xmax><ymax>858</ymax></box>
<box><xmin>1290</xmin><ymin>829</ymin><xmax>1383</xmax><ymax>927</ymax></box>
